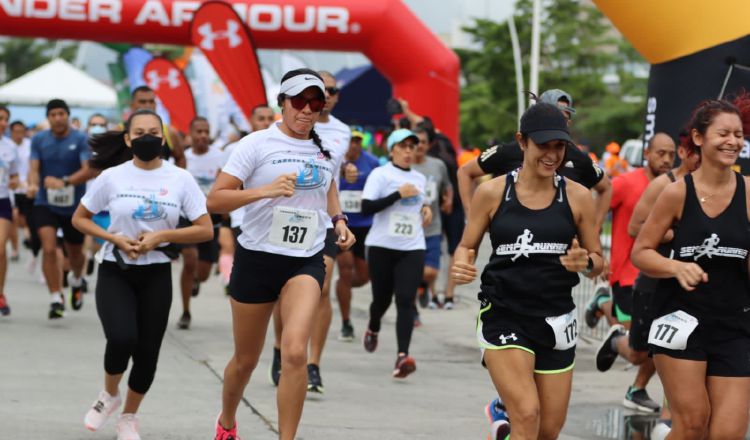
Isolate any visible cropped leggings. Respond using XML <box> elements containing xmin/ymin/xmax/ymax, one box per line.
<box><xmin>367</xmin><ymin>246</ymin><xmax>425</xmax><ymax>355</ymax></box>
<box><xmin>96</xmin><ymin>261</ymin><xmax>172</xmax><ymax>394</ymax></box>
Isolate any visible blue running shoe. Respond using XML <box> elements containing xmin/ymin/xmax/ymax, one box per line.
<box><xmin>485</xmin><ymin>398</ymin><xmax>511</xmax><ymax>440</ymax></box>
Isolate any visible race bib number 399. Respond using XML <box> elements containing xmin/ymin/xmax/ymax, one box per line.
<box><xmin>268</xmin><ymin>206</ymin><xmax>318</xmax><ymax>250</ymax></box>
<box><xmin>47</xmin><ymin>186</ymin><xmax>74</xmax><ymax>208</ymax></box>
<box><xmin>545</xmin><ymin>308</ymin><xmax>578</xmax><ymax>350</ymax></box>
<box><xmin>648</xmin><ymin>310</ymin><xmax>698</xmax><ymax>350</ymax></box>
<box><xmin>388</xmin><ymin>212</ymin><xmax>419</xmax><ymax>238</ymax></box>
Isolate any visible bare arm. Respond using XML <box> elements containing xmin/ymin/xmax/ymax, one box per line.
<box><xmin>148</xmin><ymin>214</ymin><xmax>213</xmax><ymax>244</ymax></box>
<box><xmin>27</xmin><ymin>159</ymin><xmax>40</xmax><ymax>197</ymax></box>
<box><xmin>567</xmin><ymin>182</ymin><xmax>604</xmax><ymax>278</ymax></box>
<box><xmin>457</xmin><ymin>158</ymin><xmax>487</xmax><ymax>217</ymax></box>
<box><xmin>169</xmin><ymin>127</ymin><xmax>186</xmax><ymax>168</ymax></box>
<box><xmin>206</xmin><ymin>171</ymin><xmax>295</xmax><ymax>214</ymax></box>
<box><xmin>628</xmin><ymin>175</ymin><xmax>669</xmax><ymax>237</ymax></box>
<box><xmin>592</xmin><ymin>176</ymin><xmax>611</xmax><ymax>233</ymax></box>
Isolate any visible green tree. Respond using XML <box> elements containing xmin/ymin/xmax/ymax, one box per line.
<box><xmin>458</xmin><ymin>0</ymin><xmax>648</xmax><ymax>152</ymax></box>
<box><xmin>0</xmin><ymin>38</ymin><xmax>77</xmax><ymax>83</ymax></box>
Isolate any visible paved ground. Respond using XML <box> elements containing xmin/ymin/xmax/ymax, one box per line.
<box><xmin>1</xmin><ymin>247</ymin><xmax>669</xmax><ymax>440</ymax></box>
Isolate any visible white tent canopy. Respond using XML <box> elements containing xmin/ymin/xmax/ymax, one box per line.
<box><xmin>0</xmin><ymin>59</ymin><xmax>116</xmax><ymax>108</ymax></box>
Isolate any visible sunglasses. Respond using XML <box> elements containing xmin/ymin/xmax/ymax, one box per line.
<box><xmin>326</xmin><ymin>87</ymin><xmax>340</xmax><ymax>96</ymax></box>
<box><xmin>288</xmin><ymin>95</ymin><xmax>325</xmax><ymax>112</ymax></box>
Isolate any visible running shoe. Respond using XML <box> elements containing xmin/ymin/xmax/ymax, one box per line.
<box><xmin>651</xmin><ymin>420</ymin><xmax>672</xmax><ymax>440</ymax></box>
<box><xmin>363</xmin><ymin>329</ymin><xmax>378</xmax><ymax>353</ymax></box>
<box><xmin>215</xmin><ymin>414</ymin><xmax>240</xmax><ymax>440</ymax></box>
<box><xmin>485</xmin><ymin>397</ymin><xmax>511</xmax><ymax>440</ymax></box>
<box><xmin>417</xmin><ymin>284</ymin><xmax>429</xmax><ymax>308</ymax></box>
<box><xmin>413</xmin><ymin>313</ymin><xmax>422</xmax><ymax>328</ymax></box>
<box><xmin>191</xmin><ymin>280</ymin><xmax>201</xmax><ymax>297</ymax></box>
<box><xmin>80</xmin><ymin>277</ymin><xmax>89</xmax><ymax>294</ymax></box>
<box><xmin>177</xmin><ymin>311</ymin><xmax>191</xmax><ymax>330</ymax></box>
<box><xmin>585</xmin><ymin>285</ymin><xmax>610</xmax><ymax>328</ymax></box>
<box><xmin>307</xmin><ymin>364</ymin><xmax>325</xmax><ymax>394</ymax></box>
<box><xmin>428</xmin><ymin>296</ymin><xmax>442</xmax><ymax>309</ymax></box>
<box><xmin>49</xmin><ymin>301</ymin><xmax>64</xmax><ymax>319</ymax></box>
<box><xmin>269</xmin><ymin>347</ymin><xmax>281</xmax><ymax>386</ymax></box>
<box><xmin>0</xmin><ymin>295</ymin><xmax>9</xmax><ymax>316</ymax></box>
<box><xmin>392</xmin><ymin>353</ymin><xmax>416</xmax><ymax>378</ymax></box>
<box><xmin>115</xmin><ymin>413</ymin><xmax>141</xmax><ymax>440</ymax></box>
<box><xmin>86</xmin><ymin>258</ymin><xmax>95</xmax><ymax>276</ymax></box>
<box><xmin>623</xmin><ymin>387</ymin><xmax>660</xmax><ymax>413</ymax></box>
<box><xmin>595</xmin><ymin>324</ymin><xmax>626</xmax><ymax>372</ymax></box>
<box><xmin>70</xmin><ymin>283</ymin><xmax>84</xmax><ymax>311</ymax></box>
<box><xmin>338</xmin><ymin>320</ymin><xmax>355</xmax><ymax>342</ymax></box>
<box><xmin>84</xmin><ymin>390</ymin><xmax>121</xmax><ymax>431</ymax></box>
<box><xmin>444</xmin><ymin>297</ymin><xmax>455</xmax><ymax>310</ymax></box>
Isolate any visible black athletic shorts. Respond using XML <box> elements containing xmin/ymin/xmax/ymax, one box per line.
<box><xmin>629</xmin><ymin>288</ymin><xmax>654</xmax><ymax>352</ymax></box>
<box><xmin>339</xmin><ymin>225</ymin><xmax>369</xmax><ymax>260</ymax></box>
<box><xmin>477</xmin><ymin>295</ymin><xmax>576</xmax><ymax>374</ymax></box>
<box><xmin>13</xmin><ymin>193</ymin><xmax>33</xmax><ymax>219</ymax></box>
<box><xmin>323</xmin><ymin>228</ymin><xmax>340</xmax><ymax>259</ymax></box>
<box><xmin>612</xmin><ymin>282</ymin><xmax>633</xmax><ymax>322</ymax></box>
<box><xmin>33</xmin><ymin>204</ymin><xmax>84</xmax><ymax>245</ymax></box>
<box><xmin>178</xmin><ymin>215</ymin><xmax>221</xmax><ymax>263</ymax></box>
<box><xmin>650</xmin><ymin>315</ymin><xmax>750</xmax><ymax>377</ymax></box>
<box><xmin>229</xmin><ymin>246</ymin><xmax>325</xmax><ymax>304</ymax></box>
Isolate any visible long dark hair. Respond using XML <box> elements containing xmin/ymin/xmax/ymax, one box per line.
<box><xmin>276</xmin><ymin>68</ymin><xmax>331</xmax><ymax>160</ymax></box>
<box><xmin>89</xmin><ymin>109</ymin><xmax>163</xmax><ymax>170</ymax></box>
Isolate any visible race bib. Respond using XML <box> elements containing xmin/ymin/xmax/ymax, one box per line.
<box><xmin>339</xmin><ymin>190</ymin><xmax>362</xmax><ymax>214</ymax></box>
<box><xmin>47</xmin><ymin>186</ymin><xmax>75</xmax><ymax>208</ymax></box>
<box><xmin>268</xmin><ymin>206</ymin><xmax>318</xmax><ymax>250</ymax></box>
<box><xmin>648</xmin><ymin>310</ymin><xmax>698</xmax><ymax>350</ymax></box>
<box><xmin>545</xmin><ymin>308</ymin><xmax>578</xmax><ymax>350</ymax></box>
<box><xmin>424</xmin><ymin>180</ymin><xmax>438</xmax><ymax>204</ymax></box>
<box><xmin>388</xmin><ymin>212</ymin><xmax>419</xmax><ymax>238</ymax></box>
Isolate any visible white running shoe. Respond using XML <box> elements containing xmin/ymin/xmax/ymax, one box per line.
<box><xmin>116</xmin><ymin>413</ymin><xmax>141</xmax><ymax>440</ymax></box>
<box><xmin>84</xmin><ymin>390</ymin><xmax>121</xmax><ymax>431</ymax></box>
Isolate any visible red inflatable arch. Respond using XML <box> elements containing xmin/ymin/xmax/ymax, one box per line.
<box><xmin>0</xmin><ymin>0</ymin><xmax>460</xmax><ymax>144</ymax></box>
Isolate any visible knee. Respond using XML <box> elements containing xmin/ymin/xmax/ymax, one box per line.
<box><xmin>674</xmin><ymin>408</ymin><xmax>709</xmax><ymax>439</ymax></box>
<box><xmin>232</xmin><ymin>353</ymin><xmax>259</xmax><ymax>377</ymax></box>
<box><xmin>280</xmin><ymin>344</ymin><xmax>307</xmax><ymax>370</ymax></box>
<box><xmin>538</xmin><ymin>418</ymin><xmax>565</xmax><ymax>440</ymax></box>
<box><xmin>394</xmin><ymin>293</ymin><xmax>414</xmax><ymax>309</ymax></box>
<box><xmin>107</xmin><ymin>335</ymin><xmax>137</xmax><ymax>357</ymax></box>
<box><xmin>510</xmin><ymin>403</ymin><xmax>541</xmax><ymax>431</ymax></box>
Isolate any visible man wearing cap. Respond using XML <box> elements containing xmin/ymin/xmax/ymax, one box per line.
<box><xmin>28</xmin><ymin>99</ymin><xmax>91</xmax><ymax>319</ymax></box>
<box><xmin>457</xmin><ymin>89</ymin><xmax>611</xmax><ymax>232</ymax></box>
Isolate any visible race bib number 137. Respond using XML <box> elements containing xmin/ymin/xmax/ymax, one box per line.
<box><xmin>268</xmin><ymin>206</ymin><xmax>318</xmax><ymax>250</ymax></box>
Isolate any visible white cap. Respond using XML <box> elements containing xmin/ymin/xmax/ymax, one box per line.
<box><xmin>279</xmin><ymin>73</ymin><xmax>325</xmax><ymax>97</ymax></box>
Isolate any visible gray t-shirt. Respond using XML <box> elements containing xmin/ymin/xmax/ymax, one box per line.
<box><xmin>412</xmin><ymin>156</ymin><xmax>452</xmax><ymax>237</ymax></box>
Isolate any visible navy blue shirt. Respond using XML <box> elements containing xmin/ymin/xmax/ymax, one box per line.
<box><xmin>339</xmin><ymin>151</ymin><xmax>380</xmax><ymax>227</ymax></box>
<box><xmin>30</xmin><ymin>129</ymin><xmax>90</xmax><ymax>215</ymax></box>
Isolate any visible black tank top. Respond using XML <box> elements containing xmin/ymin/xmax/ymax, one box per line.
<box><xmin>634</xmin><ymin>170</ymin><xmax>677</xmax><ymax>293</ymax></box>
<box><xmin>479</xmin><ymin>171</ymin><xmax>580</xmax><ymax>317</ymax></box>
<box><xmin>662</xmin><ymin>173</ymin><xmax>750</xmax><ymax>319</ymax></box>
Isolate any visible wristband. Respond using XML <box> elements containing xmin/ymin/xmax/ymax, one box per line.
<box><xmin>331</xmin><ymin>213</ymin><xmax>349</xmax><ymax>227</ymax></box>
<box><xmin>62</xmin><ymin>176</ymin><xmax>70</xmax><ymax>186</ymax></box>
<box><xmin>581</xmin><ymin>256</ymin><xmax>594</xmax><ymax>275</ymax></box>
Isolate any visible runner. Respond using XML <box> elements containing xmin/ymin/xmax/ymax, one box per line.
<box><xmin>83</xmin><ymin>114</ymin><xmax>109</xmax><ymax>276</ymax></box>
<box><xmin>632</xmin><ymin>99</ymin><xmax>750</xmax><ymax>440</ymax></box>
<box><xmin>452</xmin><ymin>103</ymin><xmax>603</xmax><ymax>440</ymax></box>
<box><xmin>361</xmin><ymin>128</ymin><xmax>432</xmax><ymax>378</ymax></box>
<box><xmin>208</xmin><ymin>69</ymin><xmax>354</xmax><ymax>440</ymax></box>
<box><xmin>75</xmin><ymin>109</ymin><xmax>212</xmax><ymax>440</ymax></box>
<box><xmin>411</xmin><ymin>126</ymin><xmax>453</xmax><ymax>310</ymax></box>
<box><xmin>335</xmin><ymin>130</ymin><xmax>380</xmax><ymax>340</ymax></box>
<box><xmin>0</xmin><ymin>106</ymin><xmax>20</xmax><ymax>316</ymax></box>
<box><xmin>10</xmin><ymin>119</ymin><xmax>32</xmax><ymax>264</ymax></box>
<box><xmin>591</xmin><ymin>132</ymin><xmax>676</xmax><ymax>415</ymax></box>
<box><xmin>27</xmin><ymin>99</ymin><xmax>91</xmax><ymax>319</ymax></box>
<box><xmin>177</xmin><ymin>117</ymin><xmax>224</xmax><ymax>330</ymax></box>
<box><xmin>129</xmin><ymin>85</ymin><xmax>185</xmax><ymax>168</ymax></box>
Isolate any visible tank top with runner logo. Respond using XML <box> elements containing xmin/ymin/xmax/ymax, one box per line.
<box><xmin>479</xmin><ymin>170</ymin><xmax>580</xmax><ymax>317</ymax></box>
<box><xmin>662</xmin><ymin>173</ymin><xmax>750</xmax><ymax>320</ymax></box>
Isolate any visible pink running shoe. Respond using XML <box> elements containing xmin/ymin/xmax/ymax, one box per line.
<box><xmin>215</xmin><ymin>414</ymin><xmax>240</xmax><ymax>440</ymax></box>
<box><xmin>84</xmin><ymin>390</ymin><xmax>121</xmax><ymax>431</ymax></box>
<box><xmin>115</xmin><ymin>413</ymin><xmax>141</xmax><ymax>440</ymax></box>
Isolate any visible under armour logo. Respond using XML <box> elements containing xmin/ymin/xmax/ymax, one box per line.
<box><xmin>198</xmin><ymin>20</ymin><xmax>242</xmax><ymax>51</ymax></box>
<box><xmin>498</xmin><ymin>333</ymin><xmax>517</xmax><ymax>344</ymax></box>
<box><xmin>146</xmin><ymin>69</ymin><xmax>180</xmax><ymax>90</ymax></box>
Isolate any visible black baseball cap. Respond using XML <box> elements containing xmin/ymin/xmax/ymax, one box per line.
<box><xmin>519</xmin><ymin>103</ymin><xmax>572</xmax><ymax>145</ymax></box>
<box><xmin>46</xmin><ymin>99</ymin><xmax>70</xmax><ymax>116</ymax></box>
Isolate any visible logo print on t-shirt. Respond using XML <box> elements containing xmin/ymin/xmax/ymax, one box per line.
<box><xmin>132</xmin><ymin>194</ymin><xmax>167</xmax><ymax>222</ymax></box>
<box><xmin>679</xmin><ymin>233</ymin><xmax>748</xmax><ymax>260</ymax></box>
<box><xmin>494</xmin><ymin>229</ymin><xmax>569</xmax><ymax>261</ymax></box>
<box><xmin>295</xmin><ymin>158</ymin><xmax>326</xmax><ymax>190</ymax></box>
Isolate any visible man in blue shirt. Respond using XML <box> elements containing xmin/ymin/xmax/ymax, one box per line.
<box><xmin>28</xmin><ymin>99</ymin><xmax>91</xmax><ymax>319</ymax></box>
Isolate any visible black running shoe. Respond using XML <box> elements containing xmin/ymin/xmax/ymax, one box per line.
<box><xmin>585</xmin><ymin>285</ymin><xmax>610</xmax><ymax>328</ymax></box>
<box><xmin>623</xmin><ymin>387</ymin><xmax>660</xmax><ymax>413</ymax></box>
<box><xmin>49</xmin><ymin>301</ymin><xmax>64</xmax><ymax>319</ymax></box>
<box><xmin>417</xmin><ymin>284</ymin><xmax>429</xmax><ymax>308</ymax></box>
<box><xmin>191</xmin><ymin>281</ymin><xmax>200</xmax><ymax>297</ymax></box>
<box><xmin>595</xmin><ymin>324</ymin><xmax>626</xmax><ymax>372</ymax></box>
<box><xmin>71</xmin><ymin>284</ymin><xmax>84</xmax><ymax>311</ymax></box>
<box><xmin>177</xmin><ymin>311</ymin><xmax>191</xmax><ymax>330</ymax></box>
<box><xmin>338</xmin><ymin>320</ymin><xmax>355</xmax><ymax>342</ymax></box>
<box><xmin>80</xmin><ymin>278</ymin><xmax>89</xmax><ymax>294</ymax></box>
<box><xmin>269</xmin><ymin>347</ymin><xmax>281</xmax><ymax>386</ymax></box>
<box><xmin>307</xmin><ymin>364</ymin><xmax>324</xmax><ymax>394</ymax></box>
<box><xmin>86</xmin><ymin>258</ymin><xmax>95</xmax><ymax>276</ymax></box>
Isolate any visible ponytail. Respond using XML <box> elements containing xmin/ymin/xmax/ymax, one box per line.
<box><xmin>310</xmin><ymin>128</ymin><xmax>331</xmax><ymax>159</ymax></box>
<box><xmin>89</xmin><ymin>130</ymin><xmax>132</xmax><ymax>170</ymax></box>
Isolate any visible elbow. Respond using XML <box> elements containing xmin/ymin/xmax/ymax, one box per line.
<box><xmin>197</xmin><ymin>224</ymin><xmax>214</xmax><ymax>242</ymax></box>
<box><xmin>205</xmin><ymin>197</ymin><xmax>226</xmax><ymax>215</ymax></box>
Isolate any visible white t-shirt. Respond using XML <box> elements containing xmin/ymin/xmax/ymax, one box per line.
<box><xmin>222</xmin><ymin>141</ymin><xmax>245</xmax><ymax>228</ymax></box>
<box><xmin>222</xmin><ymin>122</ymin><xmax>335</xmax><ymax>257</ymax></box>
<box><xmin>315</xmin><ymin>115</ymin><xmax>350</xmax><ymax>228</ymax></box>
<box><xmin>81</xmin><ymin>161</ymin><xmax>207</xmax><ymax>265</ymax></box>
<box><xmin>363</xmin><ymin>162</ymin><xmax>426</xmax><ymax>251</ymax></box>
<box><xmin>185</xmin><ymin>146</ymin><xmax>226</xmax><ymax>195</ymax></box>
<box><xmin>11</xmin><ymin>137</ymin><xmax>30</xmax><ymax>192</ymax></box>
<box><xmin>0</xmin><ymin>137</ymin><xmax>20</xmax><ymax>199</ymax></box>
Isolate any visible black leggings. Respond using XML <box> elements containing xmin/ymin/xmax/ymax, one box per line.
<box><xmin>367</xmin><ymin>246</ymin><xmax>425</xmax><ymax>355</ymax></box>
<box><xmin>96</xmin><ymin>261</ymin><xmax>172</xmax><ymax>394</ymax></box>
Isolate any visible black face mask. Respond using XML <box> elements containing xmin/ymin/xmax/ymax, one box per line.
<box><xmin>131</xmin><ymin>134</ymin><xmax>163</xmax><ymax>161</ymax></box>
